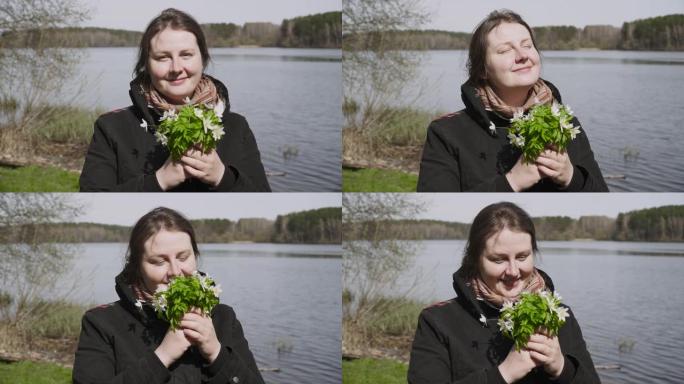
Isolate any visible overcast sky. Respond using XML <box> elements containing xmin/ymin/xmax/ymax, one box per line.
<box><xmin>74</xmin><ymin>193</ymin><xmax>340</xmax><ymax>225</ymax></box>
<box><xmin>416</xmin><ymin>193</ymin><xmax>684</xmax><ymax>222</ymax></box>
<box><xmin>422</xmin><ymin>0</ymin><xmax>684</xmax><ymax>32</ymax></box>
<box><xmin>81</xmin><ymin>0</ymin><xmax>340</xmax><ymax>31</ymax></box>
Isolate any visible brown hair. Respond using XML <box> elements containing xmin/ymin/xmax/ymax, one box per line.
<box><xmin>466</xmin><ymin>9</ymin><xmax>538</xmax><ymax>86</ymax></box>
<box><xmin>133</xmin><ymin>8</ymin><xmax>210</xmax><ymax>82</ymax></box>
<box><xmin>460</xmin><ymin>202</ymin><xmax>538</xmax><ymax>279</ymax></box>
<box><xmin>121</xmin><ymin>207</ymin><xmax>200</xmax><ymax>286</ymax></box>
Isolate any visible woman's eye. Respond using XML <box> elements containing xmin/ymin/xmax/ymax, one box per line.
<box><xmin>517</xmin><ymin>254</ymin><xmax>529</xmax><ymax>260</ymax></box>
<box><xmin>493</xmin><ymin>259</ymin><xmax>505</xmax><ymax>264</ymax></box>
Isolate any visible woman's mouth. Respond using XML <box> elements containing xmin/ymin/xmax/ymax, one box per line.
<box><xmin>169</xmin><ymin>78</ymin><xmax>187</xmax><ymax>85</ymax></box>
<box><xmin>502</xmin><ymin>278</ymin><xmax>520</xmax><ymax>289</ymax></box>
<box><xmin>513</xmin><ymin>66</ymin><xmax>532</xmax><ymax>73</ymax></box>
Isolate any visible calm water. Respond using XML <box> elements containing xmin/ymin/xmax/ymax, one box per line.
<box><xmin>391</xmin><ymin>240</ymin><xmax>684</xmax><ymax>384</ymax></box>
<box><xmin>400</xmin><ymin>50</ymin><xmax>684</xmax><ymax>192</ymax></box>
<box><xmin>67</xmin><ymin>47</ymin><xmax>342</xmax><ymax>192</ymax></box>
<box><xmin>65</xmin><ymin>243</ymin><xmax>342</xmax><ymax>384</ymax></box>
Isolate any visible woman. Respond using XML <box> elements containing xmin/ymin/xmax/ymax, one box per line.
<box><xmin>80</xmin><ymin>9</ymin><xmax>270</xmax><ymax>192</ymax></box>
<box><xmin>408</xmin><ymin>202</ymin><xmax>600</xmax><ymax>383</ymax></box>
<box><xmin>417</xmin><ymin>10</ymin><xmax>607</xmax><ymax>192</ymax></box>
<box><xmin>73</xmin><ymin>207</ymin><xmax>264</xmax><ymax>384</ymax></box>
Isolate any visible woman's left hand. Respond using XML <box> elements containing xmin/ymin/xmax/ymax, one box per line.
<box><xmin>180</xmin><ymin>309</ymin><xmax>221</xmax><ymax>363</ymax></box>
<box><xmin>180</xmin><ymin>148</ymin><xmax>226</xmax><ymax>187</ymax></box>
<box><xmin>535</xmin><ymin>148</ymin><xmax>574</xmax><ymax>188</ymax></box>
<box><xmin>526</xmin><ymin>333</ymin><xmax>565</xmax><ymax>378</ymax></box>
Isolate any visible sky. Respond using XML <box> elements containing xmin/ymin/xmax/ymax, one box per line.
<box><xmin>73</xmin><ymin>193</ymin><xmax>340</xmax><ymax>225</ymax></box>
<box><xmin>422</xmin><ymin>0</ymin><xmax>684</xmax><ymax>32</ymax></box>
<box><xmin>416</xmin><ymin>193</ymin><xmax>684</xmax><ymax>222</ymax></box>
<box><xmin>80</xmin><ymin>0</ymin><xmax>341</xmax><ymax>31</ymax></box>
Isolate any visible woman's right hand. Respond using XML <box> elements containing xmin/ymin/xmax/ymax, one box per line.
<box><xmin>156</xmin><ymin>156</ymin><xmax>187</xmax><ymax>191</ymax></box>
<box><xmin>498</xmin><ymin>346</ymin><xmax>537</xmax><ymax>383</ymax></box>
<box><xmin>155</xmin><ymin>327</ymin><xmax>192</xmax><ymax>367</ymax></box>
<box><xmin>506</xmin><ymin>156</ymin><xmax>541</xmax><ymax>191</ymax></box>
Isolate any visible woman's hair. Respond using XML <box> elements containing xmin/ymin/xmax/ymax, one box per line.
<box><xmin>466</xmin><ymin>9</ymin><xmax>538</xmax><ymax>86</ymax></box>
<box><xmin>120</xmin><ymin>207</ymin><xmax>200</xmax><ymax>285</ymax></box>
<box><xmin>133</xmin><ymin>8</ymin><xmax>211</xmax><ymax>82</ymax></box>
<box><xmin>460</xmin><ymin>202</ymin><xmax>538</xmax><ymax>279</ymax></box>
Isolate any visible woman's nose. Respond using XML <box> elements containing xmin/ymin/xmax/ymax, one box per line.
<box><xmin>505</xmin><ymin>261</ymin><xmax>520</xmax><ymax>277</ymax></box>
<box><xmin>170</xmin><ymin>58</ymin><xmax>182</xmax><ymax>74</ymax></box>
<box><xmin>168</xmin><ymin>259</ymin><xmax>182</xmax><ymax>277</ymax></box>
<box><xmin>514</xmin><ymin>47</ymin><xmax>528</xmax><ymax>63</ymax></box>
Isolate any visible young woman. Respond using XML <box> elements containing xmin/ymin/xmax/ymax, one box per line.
<box><xmin>417</xmin><ymin>10</ymin><xmax>608</xmax><ymax>192</ymax></box>
<box><xmin>73</xmin><ymin>207</ymin><xmax>264</xmax><ymax>384</ymax></box>
<box><xmin>408</xmin><ymin>202</ymin><xmax>600</xmax><ymax>383</ymax></box>
<box><xmin>80</xmin><ymin>9</ymin><xmax>270</xmax><ymax>192</ymax></box>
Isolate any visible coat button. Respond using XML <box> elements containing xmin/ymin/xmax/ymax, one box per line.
<box><xmin>232</xmin><ymin>377</ymin><xmax>240</xmax><ymax>383</ymax></box>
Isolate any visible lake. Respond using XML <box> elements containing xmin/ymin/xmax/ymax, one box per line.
<box><xmin>396</xmin><ymin>50</ymin><xmax>684</xmax><ymax>192</ymax></box>
<box><xmin>64</xmin><ymin>242</ymin><xmax>342</xmax><ymax>384</ymax></box>
<box><xmin>65</xmin><ymin>47</ymin><xmax>342</xmax><ymax>192</ymax></box>
<box><xmin>386</xmin><ymin>240</ymin><xmax>684</xmax><ymax>384</ymax></box>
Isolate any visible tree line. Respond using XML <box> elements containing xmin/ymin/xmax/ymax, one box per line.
<box><xmin>342</xmin><ymin>14</ymin><xmax>683</xmax><ymax>51</ymax></box>
<box><xmin>0</xmin><ymin>11</ymin><xmax>341</xmax><ymax>49</ymax></box>
<box><xmin>2</xmin><ymin>207</ymin><xmax>341</xmax><ymax>245</ymax></box>
<box><xmin>346</xmin><ymin>205</ymin><xmax>684</xmax><ymax>242</ymax></box>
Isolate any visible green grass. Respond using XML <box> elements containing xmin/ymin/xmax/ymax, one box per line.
<box><xmin>31</xmin><ymin>105</ymin><xmax>100</xmax><ymax>145</ymax></box>
<box><xmin>363</xmin><ymin>297</ymin><xmax>424</xmax><ymax>337</ymax></box>
<box><xmin>343</xmin><ymin>358</ymin><xmax>408</xmax><ymax>384</ymax></box>
<box><xmin>22</xmin><ymin>300</ymin><xmax>87</xmax><ymax>339</ymax></box>
<box><xmin>0</xmin><ymin>165</ymin><xmax>79</xmax><ymax>192</ymax></box>
<box><xmin>343</xmin><ymin>168</ymin><xmax>417</xmax><ymax>192</ymax></box>
<box><xmin>0</xmin><ymin>361</ymin><xmax>71</xmax><ymax>384</ymax></box>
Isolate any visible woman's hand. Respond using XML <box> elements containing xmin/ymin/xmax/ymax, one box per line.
<box><xmin>506</xmin><ymin>156</ymin><xmax>542</xmax><ymax>192</ymax></box>
<box><xmin>155</xmin><ymin>327</ymin><xmax>191</xmax><ymax>367</ymax></box>
<box><xmin>180</xmin><ymin>309</ymin><xmax>221</xmax><ymax>363</ymax></box>
<box><xmin>498</xmin><ymin>346</ymin><xmax>537</xmax><ymax>383</ymax></box>
<box><xmin>526</xmin><ymin>333</ymin><xmax>565</xmax><ymax>378</ymax></box>
<box><xmin>180</xmin><ymin>148</ymin><xmax>226</xmax><ymax>188</ymax></box>
<box><xmin>156</xmin><ymin>156</ymin><xmax>188</xmax><ymax>191</ymax></box>
<box><xmin>535</xmin><ymin>148</ymin><xmax>574</xmax><ymax>188</ymax></box>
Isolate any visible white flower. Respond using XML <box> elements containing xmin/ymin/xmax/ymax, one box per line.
<box><xmin>501</xmin><ymin>300</ymin><xmax>514</xmax><ymax>312</ymax></box>
<box><xmin>210</xmin><ymin>125</ymin><xmax>225</xmax><ymax>141</ymax></box>
<box><xmin>553</xmin><ymin>291</ymin><xmax>563</xmax><ymax>302</ymax></box>
<box><xmin>211</xmin><ymin>284</ymin><xmax>223</xmax><ymax>297</ymax></box>
<box><xmin>159</xmin><ymin>109</ymin><xmax>177</xmax><ymax>122</ymax></box>
<box><xmin>564</xmin><ymin>105</ymin><xmax>574</xmax><ymax>116</ymax></box>
<box><xmin>135</xmin><ymin>300</ymin><xmax>143</xmax><ymax>310</ymax></box>
<box><xmin>568</xmin><ymin>126</ymin><xmax>581</xmax><ymax>140</ymax></box>
<box><xmin>213</xmin><ymin>99</ymin><xmax>225</xmax><ymax>121</ymax></box>
<box><xmin>194</xmin><ymin>107</ymin><xmax>203</xmax><ymax>119</ymax></box>
<box><xmin>510</xmin><ymin>109</ymin><xmax>524</xmax><ymax>122</ymax></box>
<box><xmin>183</xmin><ymin>96</ymin><xmax>192</xmax><ymax>104</ymax></box>
<box><xmin>489</xmin><ymin>121</ymin><xmax>496</xmax><ymax>134</ymax></box>
<box><xmin>507</xmin><ymin>132</ymin><xmax>525</xmax><ymax>148</ymax></box>
<box><xmin>140</xmin><ymin>119</ymin><xmax>148</xmax><ymax>132</ymax></box>
<box><xmin>154</xmin><ymin>131</ymin><xmax>168</xmax><ymax>146</ymax></box>
<box><xmin>560</xmin><ymin>120</ymin><xmax>573</xmax><ymax>130</ymax></box>
<box><xmin>551</xmin><ymin>101</ymin><xmax>561</xmax><ymax>117</ymax></box>
<box><xmin>155</xmin><ymin>285</ymin><xmax>168</xmax><ymax>294</ymax></box>
<box><xmin>555</xmin><ymin>306</ymin><xmax>570</xmax><ymax>321</ymax></box>
<box><xmin>479</xmin><ymin>314</ymin><xmax>487</xmax><ymax>326</ymax></box>
<box><xmin>152</xmin><ymin>295</ymin><xmax>167</xmax><ymax>312</ymax></box>
<box><xmin>498</xmin><ymin>318</ymin><xmax>514</xmax><ymax>332</ymax></box>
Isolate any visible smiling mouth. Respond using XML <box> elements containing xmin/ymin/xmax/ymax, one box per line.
<box><xmin>168</xmin><ymin>78</ymin><xmax>187</xmax><ymax>85</ymax></box>
<box><xmin>513</xmin><ymin>66</ymin><xmax>533</xmax><ymax>73</ymax></box>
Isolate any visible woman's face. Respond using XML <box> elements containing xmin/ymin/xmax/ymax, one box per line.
<box><xmin>484</xmin><ymin>22</ymin><xmax>541</xmax><ymax>95</ymax></box>
<box><xmin>147</xmin><ymin>27</ymin><xmax>203</xmax><ymax>104</ymax></box>
<box><xmin>140</xmin><ymin>228</ymin><xmax>197</xmax><ymax>293</ymax></box>
<box><xmin>479</xmin><ymin>227</ymin><xmax>534</xmax><ymax>299</ymax></box>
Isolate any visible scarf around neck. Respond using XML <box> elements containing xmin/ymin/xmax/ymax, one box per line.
<box><xmin>469</xmin><ymin>268</ymin><xmax>546</xmax><ymax>307</ymax></box>
<box><xmin>477</xmin><ymin>79</ymin><xmax>554</xmax><ymax>119</ymax></box>
<box><xmin>143</xmin><ymin>75</ymin><xmax>220</xmax><ymax>113</ymax></box>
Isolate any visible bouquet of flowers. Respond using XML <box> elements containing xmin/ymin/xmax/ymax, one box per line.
<box><xmin>507</xmin><ymin>101</ymin><xmax>581</xmax><ymax>163</ymax></box>
<box><xmin>152</xmin><ymin>271</ymin><xmax>222</xmax><ymax>330</ymax></box>
<box><xmin>155</xmin><ymin>97</ymin><xmax>226</xmax><ymax>161</ymax></box>
<box><xmin>498</xmin><ymin>290</ymin><xmax>569</xmax><ymax>351</ymax></box>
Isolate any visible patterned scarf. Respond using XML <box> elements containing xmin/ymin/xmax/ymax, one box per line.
<box><xmin>132</xmin><ymin>283</ymin><xmax>155</xmax><ymax>304</ymax></box>
<box><xmin>477</xmin><ymin>79</ymin><xmax>554</xmax><ymax>119</ymax></box>
<box><xmin>143</xmin><ymin>75</ymin><xmax>220</xmax><ymax>113</ymax></box>
<box><xmin>470</xmin><ymin>268</ymin><xmax>546</xmax><ymax>307</ymax></box>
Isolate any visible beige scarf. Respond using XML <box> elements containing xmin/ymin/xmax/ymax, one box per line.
<box><xmin>143</xmin><ymin>75</ymin><xmax>220</xmax><ymax>112</ymax></box>
<box><xmin>477</xmin><ymin>79</ymin><xmax>554</xmax><ymax>119</ymax></box>
<box><xmin>470</xmin><ymin>268</ymin><xmax>546</xmax><ymax>307</ymax></box>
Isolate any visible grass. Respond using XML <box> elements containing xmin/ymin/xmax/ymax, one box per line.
<box><xmin>0</xmin><ymin>165</ymin><xmax>79</xmax><ymax>192</ymax></box>
<box><xmin>22</xmin><ymin>300</ymin><xmax>87</xmax><ymax>339</ymax></box>
<box><xmin>30</xmin><ymin>105</ymin><xmax>100</xmax><ymax>145</ymax></box>
<box><xmin>362</xmin><ymin>297</ymin><xmax>424</xmax><ymax>337</ymax></box>
<box><xmin>343</xmin><ymin>358</ymin><xmax>408</xmax><ymax>384</ymax></box>
<box><xmin>0</xmin><ymin>361</ymin><xmax>71</xmax><ymax>384</ymax></box>
<box><xmin>343</xmin><ymin>168</ymin><xmax>417</xmax><ymax>192</ymax></box>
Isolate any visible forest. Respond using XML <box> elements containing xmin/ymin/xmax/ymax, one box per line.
<box><xmin>3</xmin><ymin>207</ymin><xmax>341</xmax><ymax>245</ymax></box>
<box><xmin>342</xmin><ymin>14</ymin><xmax>684</xmax><ymax>51</ymax></box>
<box><xmin>0</xmin><ymin>11</ymin><xmax>341</xmax><ymax>48</ymax></box>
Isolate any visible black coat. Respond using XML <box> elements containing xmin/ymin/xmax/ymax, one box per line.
<box><xmin>417</xmin><ymin>80</ymin><xmax>608</xmax><ymax>192</ymax></box>
<box><xmin>79</xmin><ymin>76</ymin><xmax>271</xmax><ymax>192</ymax></box>
<box><xmin>73</xmin><ymin>273</ymin><xmax>265</xmax><ymax>384</ymax></box>
<box><xmin>408</xmin><ymin>269</ymin><xmax>601</xmax><ymax>384</ymax></box>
